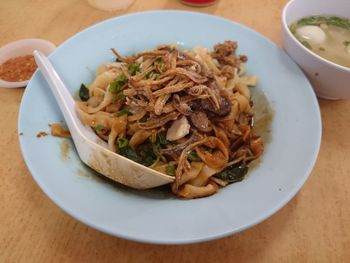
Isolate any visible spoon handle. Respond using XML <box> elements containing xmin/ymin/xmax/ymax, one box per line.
<box><xmin>33</xmin><ymin>50</ymin><xmax>101</xmax><ymax>145</ymax></box>
<box><xmin>34</xmin><ymin>50</ymin><xmax>109</xmax><ymax>149</ymax></box>
<box><xmin>33</xmin><ymin>50</ymin><xmax>79</xmax><ymax>133</ymax></box>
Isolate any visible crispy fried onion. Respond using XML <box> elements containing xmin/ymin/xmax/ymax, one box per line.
<box><xmin>138</xmin><ymin>112</ymin><xmax>180</xmax><ymax>129</ymax></box>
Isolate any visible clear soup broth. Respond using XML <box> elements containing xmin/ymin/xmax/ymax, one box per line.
<box><xmin>290</xmin><ymin>15</ymin><xmax>350</xmax><ymax>68</ymax></box>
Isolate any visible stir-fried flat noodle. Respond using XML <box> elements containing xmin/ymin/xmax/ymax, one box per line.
<box><xmin>76</xmin><ymin>41</ymin><xmax>264</xmax><ymax>199</ymax></box>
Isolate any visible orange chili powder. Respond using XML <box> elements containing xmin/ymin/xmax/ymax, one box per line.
<box><xmin>0</xmin><ymin>55</ymin><xmax>37</xmax><ymax>82</ymax></box>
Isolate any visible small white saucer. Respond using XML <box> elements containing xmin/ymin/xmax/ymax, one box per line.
<box><xmin>0</xmin><ymin>38</ymin><xmax>56</xmax><ymax>88</ymax></box>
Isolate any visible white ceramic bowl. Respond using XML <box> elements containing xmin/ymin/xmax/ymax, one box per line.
<box><xmin>282</xmin><ymin>0</ymin><xmax>350</xmax><ymax>100</ymax></box>
<box><xmin>0</xmin><ymin>38</ymin><xmax>56</xmax><ymax>88</ymax></box>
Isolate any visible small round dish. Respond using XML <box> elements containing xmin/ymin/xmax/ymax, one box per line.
<box><xmin>0</xmin><ymin>38</ymin><xmax>56</xmax><ymax>88</ymax></box>
<box><xmin>282</xmin><ymin>0</ymin><xmax>350</xmax><ymax>100</ymax></box>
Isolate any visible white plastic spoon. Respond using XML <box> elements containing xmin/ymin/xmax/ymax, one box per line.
<box><xmin>33</xmin><ymin>50</ymin><xmax>174</xmax><ymax>189</ymax></box>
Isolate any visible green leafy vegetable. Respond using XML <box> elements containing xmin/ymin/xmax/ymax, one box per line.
<box><xmin>156</xmin><ymin>131</ymin><xmax>171</xmax><ymax>146</ymax></box>
<box><xmin>119</xmin><ymin>146</ymin><xmax>139</xmax><ymax>163</ymax></box>
<box><xmin>116</xmin><ymin>91</ymin><xmax>126</xmax><ymax>101</ymax></box>
<box><xmin>187</xmin><ymin>151</ymin><xmax>201</xmax><ymax>161</ymax></box>
<box><xmin>166</xmin><ymin>164</ymin><xmax>176</xmax><ymax>176</ymax></box>
<box><xmin>127</xmin><ymin>63</ymin><xmax>141</xmax><ymax>76</ymax></box>
<box><xmin>217</xmin><ymin>162</ymin><xmax>249</xmax><ymax>183</ymax></box>
<box><xmin>154</xmin><ymin>57</ymin><xmax>165</xmax><ymax>72</ymax></box>
<box><xmin>145</xmin><ymin>66</ymin><xmax>154</xmax><ymax>79</ymax></box>
<box><xmin>319</xmin><ymin>47</ymin><xmax>326</xmax><ymax>51</ymax></box>
<box><xmin>301</xmin><ymin>40</ymin><xmax>312</xmax><ymax>50</ymax></box>
<box><xmin>115</xmin><ymin>109</ymin><xmax>132</xmax><ymax>117</ymax></box>
<box><xmin>95</xmin><ymin>124</ymin><xmax>104</xmax><ymax>132</ymax></box>
<box><xmin>296</xmin><ymin>16</ymin><xmax>324</xmax><ymax>27</ymax></box>
<box><xmin>289</xmin><ymin>23</ymin><xmax>297</xmax><ymax>34</ymax></box>
<box><xmin>146</xmin><ymin>69</ymin><xmax>159</xmax><ymax>79</ymax></box>
<box><xmin>117</xmin><ymin>137</ymin><xmax>129</xmax><ymax>148</ymax></box>
<box><xmin>295</xmin><ymin>15</ymin><xmax>350</xmax><ymax>30</ymax></box>
<box><xmin>326</xmin><ymin>16</ymin><xmax>350</xmax><ymax>29</ymax></box>
<box><xmin>117</xmin><ymin>138</ymin><xmax>158</xmax><ymax>167</ymax></box>
<box><xmin>136</xmin><ymin>141</ymin><xmax>157</xmax><ymax>166</ymax></box>
<box><xmin>118</xmin><ymin>73</ymin><xmax>127</xmax><ymax>83</ymax></box>
<box><xmin>112</xmin><ymin>91</ymin><xmax>126</xmax><ymax>102</ymax></box>
<box><xmin>109</xmin><ymin>82</ymin><xmax>120</xmax><ymax>93</ymax></box>
<box><xmin>137</xmin><ymin>142</ymin><xmax>157</xmax><ymax>166</ymax></box>
<box><xmin>115</xmin><ymin>132</ymin><xmax>171</xmax><ymax>167</ymax></box>
<box><xmin>79</xmin><ymin>84</ymin><xmax>89</xmax><ymax>101</ymax></box>
<box><xmin>140</xmin><ymin>131</ymin><xmax>170</xmax><ymax>163</ymax></box>
<box><xmin>117</xmin><ymin>137</ymin><xmax>138</xmax><ymax>162</ymax></box>
<box><xmin>146</xmin><ymin>133</ymin><xmax>165</xmax><ymax>162</ymax></box>
<box><xmin>109</xmin><ymin>74</ymin><xmax>127</xmax><ymax>93</ymax></box>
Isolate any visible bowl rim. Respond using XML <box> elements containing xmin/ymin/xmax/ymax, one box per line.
<box><xmin>282</xmin><ymin>0</ymin><xmax>350</xmax><ymax>73</ymax></box>
<box><xmin>0</xmin><ymin>38</ymin><xmax>56</xmax><ymax>88</ymax></box>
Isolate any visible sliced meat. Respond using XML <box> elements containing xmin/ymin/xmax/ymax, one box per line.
<box><xmin>195</xmin><ymin>96</ymin><xmax>231</xmax><ymax>117</ymax></box>
<box><xmin>211</xmin><ymin>40</ymin><xmax>247</xmax><ymax>79</ymax></box>
<box><xmin>189</xmin><ymin>112</ymin><xmax>212</xmax><ymax>133</ymax></box>
<box><xmin>211</xmin><ymin>40</ymin><xmax>239</xmax><ymax>66</ymax></box>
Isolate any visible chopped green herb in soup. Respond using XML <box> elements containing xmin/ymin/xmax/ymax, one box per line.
<box><xmin>290</xmin><ymin>15</ymin><xmax>350</xmax><ymax>68</ymax></box>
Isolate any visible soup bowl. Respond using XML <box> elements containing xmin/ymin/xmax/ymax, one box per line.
<box><xmin>282</xmin><ymin>0</ymin><xmax>350</xmax><ymax>100</ymax></box>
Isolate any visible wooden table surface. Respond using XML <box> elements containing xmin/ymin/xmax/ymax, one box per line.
<box><xmin>1</xmin><ymin>0</ymin><xmax>349</xmax><ymax>262</ymax></box>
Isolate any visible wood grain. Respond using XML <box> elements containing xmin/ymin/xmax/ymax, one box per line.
<box><xmin>0</xmin><ymin>0</ymin><xmax>349</xmax><ymax>262</ymax></box>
